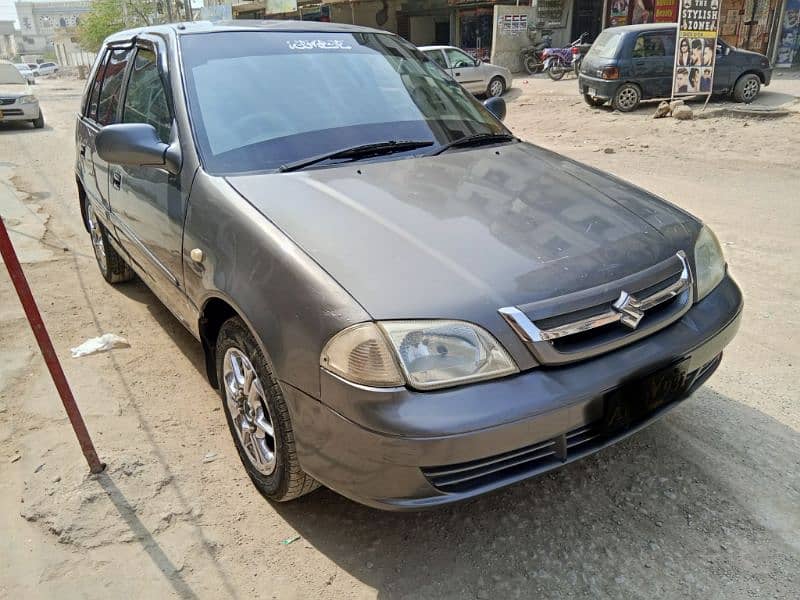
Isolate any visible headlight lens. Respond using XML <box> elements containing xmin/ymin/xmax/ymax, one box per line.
<box><xmin>694</xmin><ymin>225</ymin><xmax>726</xmax><ymax>301</ymax></box>
<box><xmin>18</xmin><ymin>95</ymin><xmax>37</xmax><ymax>104</ymax></box>
<box><xmin>380</xmin><ymin>320</ymin><xmax>518</xmax><ymax>390</ymax></box>
<box><xmin>320</xmin><ymin>320</ymin><xmax>519</xmax><ymax>390</ymax></box>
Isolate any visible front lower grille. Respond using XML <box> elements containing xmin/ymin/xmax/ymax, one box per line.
<box><xmin>422</xmin><ymin>354</ymin><xmax>721</xmax><ymax>494</ymax></box>
<box><xmin>0</xmin><ymin>109</ymin><xmax>24</xmax><ymax>116</ymax></box>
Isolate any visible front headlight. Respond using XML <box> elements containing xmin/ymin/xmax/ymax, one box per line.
<box><xmin>694</xmin><ymin>225</ymin><xmax>726</xmax><ymax>301</ymax></box>
<box><xmin>18</xmin><ymin>95</ymin><xmax>37</xmax><ymax>105</ymax></box>
<box><xmin>320</xmin><ymin>320</ymin><xmax>519</xmax><ymax>390</ymax></box>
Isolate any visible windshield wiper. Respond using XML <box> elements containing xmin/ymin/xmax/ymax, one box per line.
<box><xmin>278</xmin><ymin>140</ymin><xmax>434</xmax><ymax>173</ymax></box>
<box><xmin>430</xmin><ymin>133</ymin><xmax>516</xmax><ymax>156</ymax></box>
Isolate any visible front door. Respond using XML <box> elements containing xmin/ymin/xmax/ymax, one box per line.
<box><xmin>629</xmin><ymin>31</ymin><xmax>675</xmax><ymax>98</ymax></box>
<box><xmin>107</xmin><ymin>41</ymin><xmax>194</xmax><ymax>328</ymax></box>
<box><xmin>444</xmin><ymin>47</ymin><xmax>483</xmax><ymax>93</ymax></box>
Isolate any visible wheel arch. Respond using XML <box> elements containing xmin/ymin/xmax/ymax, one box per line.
<box><xmin>198</xmin><ymin>294</ymin><xmax>280</xmax><ymax>391</ymax></box>
<box><xmin>735</xmin><ymin>69</ymin><xmax>765</xmax><ymax>85</ymax></box>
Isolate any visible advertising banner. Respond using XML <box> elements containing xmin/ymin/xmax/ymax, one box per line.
<box><xmin>672</xmin><ymin>0</ymin><xmax>720</xmax><ymax>97</ymax></box>
<box><xmin>776</xmin><ymin>0</ymin><xmax>800</xmax><ymax>68</ymax></box>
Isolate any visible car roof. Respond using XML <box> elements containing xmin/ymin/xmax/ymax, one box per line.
<box><xmin>607</xmin><ymin>23</ymin><xmax>677</xmax><ymax>34</ymax></box>
<box><xmin>104</xmin><ymin>19</ymin><xmax>387</xmax><ymax>43</ymax></box>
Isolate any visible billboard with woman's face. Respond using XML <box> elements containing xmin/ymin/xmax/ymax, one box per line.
<box><xmin>672</xmin><ymin>0</ymin><xmax>720</xmax><ymax>96</ymax></box>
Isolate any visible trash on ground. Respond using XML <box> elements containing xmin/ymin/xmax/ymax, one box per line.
<box><xmin>10</xmin><ymin>454</ymin><xmax>21</xmax><ymax>463</ymax></box>
<box><xmin>202</xmin><ymin>452</ymin><xmax>217</xmax><ymax>464</ymax></box>
<box><xmin>70</xmin><ymin>333</ymin><xmax>129</xmax><ymax>358</ymax></box>
<box><xmin>280</xmin><ymin>534</ymin><xmax>301</xmax><ymax>545</ymax></box>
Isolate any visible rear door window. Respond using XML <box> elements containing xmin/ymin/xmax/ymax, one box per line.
<box><xmin>85</xmin><ymin>50</ymin><xmax>108</xmax><ymax>120</ymax></box>
<box><xmin>588</xmin><ymin>30</ymin><xmax>624</xmax><ymax>59</ymax></box>
<box><xmin>632</xmin><ymin>33</ymin><xmax>674</xmax><ymax>58</ymax></box>
<box><xmin>96</xmin><ymin>47</ymin><xmax>133</xmax><ymax>125</ymax></box>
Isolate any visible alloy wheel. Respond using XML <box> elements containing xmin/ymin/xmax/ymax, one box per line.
<box><xmin>743</xmin><ymin>79</ymin><xmax>759</xmax><ymax>102</ymax></box>
<box><xmin>86</xmin><ymin>204</ymin><xmax>107</xmax><ymax>273</ymax></box>
<box><xmin>223</xmin><ymin>347</ymin><xmax>277</xmax><ymax>475</ymax></box>
<box><xmin>617</xmin><ymin>87</ymin><xmax>639</xmax><ymax>110</ymax></box>
<box><xmin>489</xmin><ymin>79</ymin><xmax>504</xmax><ymax>97</ymax></box>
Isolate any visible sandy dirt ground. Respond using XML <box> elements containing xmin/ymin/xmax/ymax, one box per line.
<box><xmin>1</xmin><ymin>76</ymin><xmax>798</xmax><ymax>600</ymax></box>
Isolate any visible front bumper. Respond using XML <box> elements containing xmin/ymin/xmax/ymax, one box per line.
<box><xmin>283</xmin><ymin>275</ymin><xmax>742</xmax><ymax>510</ymax></box>
<box><xmin>0</xmin><ymin>102</ymin><xmax>39</xmax><ymax>122</ymax></box>
<box><xmin>578</xmin><ymin>74</ymin><xmax>619</xmax><ymax>100</ymax></box>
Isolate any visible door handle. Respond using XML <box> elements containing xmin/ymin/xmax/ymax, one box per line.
<box><xmin>634</xmin><ymin>61</ymin><xmax>646</xmax><ymax>66</ymax></box>
<box><xmin>111</xmin><ymin>171</ymin><xmax>121</xmax><ymax>190</ymax></box>
<box><xmin>455</xmin><ymin>72</ymin><xmax>461</xmax><ymax>76</ymax></box>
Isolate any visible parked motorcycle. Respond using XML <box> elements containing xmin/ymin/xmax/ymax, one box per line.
<box><xmin>519</xmin><ymin>29</ymin><xmax>553</xmax><ymax>75</ymax></box>
<box><xmin>543</xmin><ymin>33</ymin><xmax>591</xmax><ymax>81</ymax></box>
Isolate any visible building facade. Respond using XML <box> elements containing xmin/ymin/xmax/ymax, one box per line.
<box><xmin>14</xmin><ymin>1</ymin><xmax>91</xmax><ymax>56</ymax></box>
<box><xmin>0</xmin><ymin>20</ymin><xmax>17</xmax><ymax>59</ymax></box>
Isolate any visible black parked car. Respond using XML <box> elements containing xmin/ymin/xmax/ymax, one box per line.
<box><xmin>76</xmin><ymin>21</ymin><xmax>741</xmax><ymax>510</ymax></box>
<box><xmin>578</xmin><ymin>23</ymin><xmax>772</xmax><ymax>112</ymax></box>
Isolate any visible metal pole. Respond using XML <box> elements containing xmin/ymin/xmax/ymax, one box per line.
<box><xmin>0</xmin><ymin>217</ymin><xmax>105</xmax><ymax>474</ymax></box>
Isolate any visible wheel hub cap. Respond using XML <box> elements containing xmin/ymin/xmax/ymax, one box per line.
<box><xmin>223</xmin><ymin>348</ymin><xmax>277</xmax><ymax>475</ymax></box>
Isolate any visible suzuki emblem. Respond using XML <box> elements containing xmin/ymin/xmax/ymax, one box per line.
<box><xmin>612</xmin><ymin>291</ymin><xmax>645</xmax><ymax>329</ymax></box>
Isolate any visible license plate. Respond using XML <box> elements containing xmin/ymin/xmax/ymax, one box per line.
<box><xmin>588</xmin><ymin>87</ymin><xmax>597</xmax><ymax>96</ymax></box>
<box><xmin>601</xmin><ymin>360</ymin><xmax>691</xmax><ymax>435</ymax></box>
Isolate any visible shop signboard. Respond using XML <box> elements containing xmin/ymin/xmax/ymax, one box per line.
<box><xmin>776</xmin><ymin>0</ymin><xmax>800</xmax><ymax>67</ymax></box>
<box><xmin>607</xmin><ymin>0</ymin><xmax>678</xmax><ymax>27</ymax></box>
<box><xmin>672</xmin><ymin>0</ymin><xmax>720</xmax><ymax>97</ymax></box>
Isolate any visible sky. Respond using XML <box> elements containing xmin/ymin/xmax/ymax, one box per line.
<box><xmin>0</xmin><ymin>0</ymin><xmax>18</xmax><ymax>27</ymax></box>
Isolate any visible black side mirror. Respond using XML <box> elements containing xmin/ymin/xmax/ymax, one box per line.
<box><xmin>483</xmin><ymin>96</ymin><xmax>506</xmax><ymax>121</ymax></box>
<box><xmin>96</xmin><ymin>123</ymin><xmax>180</xmax><ymax>174</ymax></box>
<box><xmin>474</xmin><ymin>58</ymin><xmax>482</xmax><ymax>67</ymax></box>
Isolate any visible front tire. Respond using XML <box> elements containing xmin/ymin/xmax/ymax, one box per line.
<box><xmin>84</xmin><ymin>199</ymin><xmax>134</xmax><ymax>283</ymax></box>
<box><xmin>216</xmin><ymin>317</ymin><xmax>319</xmax><ymax>502</ymax></box>
<box><xmin>32</xmin><ymin>111</ymin><xmax>44</xmax><ymax>129</ymax></box>
<box><xmin>487</xmin><ymin>76</ymin><xmax>505</xmax><ymax>98</ymax></box>
<box><xmin>733</xmin><ymin>73</ymin><xmax>761</xmax><ymax>104</ymax></box>
<box><xmin>611</xmin><ymin>83</ymin><xmax>641</xmax><ymax>112</ymax></box>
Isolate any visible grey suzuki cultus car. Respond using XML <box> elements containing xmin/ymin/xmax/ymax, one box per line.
<box><xmin>76</xmin><ymin>21</ymin><xmax>742</xmax><ymax>510</ymax></box>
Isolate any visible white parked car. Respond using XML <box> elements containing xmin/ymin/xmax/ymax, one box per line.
<box><xmin>13</xmin><ymin>63</ymin><xmax>36</xmax><ymax>84</ymax></box>
<box><xmin>0</xmin><ymin>61</ymin><xmax>44</xmax><ymax>128</ymax></box>
<box><xmin>420</xmin><ymin>45</ymin><xmax>512</xmax><ymax>97</ymax></box>
<box><xmin>36</xmin><ymin>62</ymin><xmax>59</xmax><ymax>76</ymax></box>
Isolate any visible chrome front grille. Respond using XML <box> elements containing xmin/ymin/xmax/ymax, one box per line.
<box><xmin>500</xmin><ymin>252</ymin><xmax>693</xmax><ymax>365</ymax></box>
<box><xmin>0</xmin><ymin>98</ymin><xmax>15</xmax><ymax>106</ymax></box>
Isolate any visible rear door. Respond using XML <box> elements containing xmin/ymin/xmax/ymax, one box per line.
<box><xmin>443</xmin><ymin>47</ymin><xmax>484</xmax><ymax>93</ymax></box>
<box><xmin>629</xmin><ymin>31</ymin><xmax>675</xmax><ymax>98</ymax></box>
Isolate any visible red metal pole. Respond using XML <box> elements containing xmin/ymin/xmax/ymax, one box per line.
<box><xmin>0</xmin><ymin>216</ymin><xmax>105</xmax><ymax>474</ymax></box>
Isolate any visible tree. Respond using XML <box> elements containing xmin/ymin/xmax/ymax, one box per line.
<box><xmin>77</xmin><ymin>0</ymin><xmax>169</xmax><ymax>53</ymax></box>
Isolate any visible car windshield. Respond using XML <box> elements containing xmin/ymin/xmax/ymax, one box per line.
<box><xmin>180</xmin><ymin>31</ymin><xmax>508</xmax><ymax>174</ymax></box>
<box><xmin>0</xmin><ymin>64</ymin><xmax>26</xmax><ymax>85</ymax></box>
<box><xmin>587</xmin><ymin>30</ymin><xmax>624</xmax><ymax>59</ymax></box>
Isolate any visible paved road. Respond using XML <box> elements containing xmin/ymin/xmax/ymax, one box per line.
<box><xmin>1</xmin><ymin>77</ymin><xmax>798</xmax><ymax>599</ymax></box>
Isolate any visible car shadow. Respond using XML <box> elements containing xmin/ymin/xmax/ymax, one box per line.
<box><xmin>271</xmin><ymin>388</ymin><xmax>800</xmax><ymax>598</ymax></box>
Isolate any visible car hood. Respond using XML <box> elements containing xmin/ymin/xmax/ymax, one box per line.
<box><xmin>0</xmin><ymin>84</ymin><xmax>32</xmax><ymax>97</ymax></box>
<box><xmin>226</xmin><ymin>142</ymin><xmax>698</xmax><ymax>321</ymax></box>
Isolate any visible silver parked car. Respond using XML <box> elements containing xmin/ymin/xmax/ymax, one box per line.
<box><xmin>76</xmin><ymin>21</ymin><xmax>740</xmax><ymax>510</ymax></box>
<box><xmin>0</xmin><ymin>61</ymin><xmax>44</xmax><ymax>128</ymax></box>
<box><xmin>13</xmin><ymin>63</ymin><xmax>36</xmax><ymax>84</ymax></box>
<box><xmin>420</xmin><ymin>45</ymin><xmax>512</xmax><ymax>97</ymax></box>
<box><xmin>36</xmin><ymin>61</ymin><xmax>59</xmax><ymax>76</ymax></box>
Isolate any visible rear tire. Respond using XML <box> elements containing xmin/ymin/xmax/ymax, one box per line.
<box><xmin>547</xmin><ymin>58</ymin><xmax>566</xmax><ymax>81</ymax></box>
<box><xmin>32</xmin><ymin>111</ymin><xmax>44</xmax><ymax>129</ymax></box>
<box><xmin>583</xmin><ymin>94</ymin><xmax>606</xmax><ymax>107</ymax></box>
<box><xmin>733</xmin><ymin>73</ymin><xmax>760</xmax><ymax>104</ymax></box>
<box><xmin>611</xmin><ymin>83</ymin><xmax>641</xmax><ymax>112</ymax></box>
<box><xmin>84</xmin><ymin>197</ymin><xmax>134</xmax><ymax>284</ymax></box>
<box><xmin>216</xmin><ymin>317</ymin><xmax>320</xmax><ymax>502</ymax></box>
<box><xmin>523</xmin><ymin>56</ymin><xmax>541</xmax><ymax>74</ymax></box>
